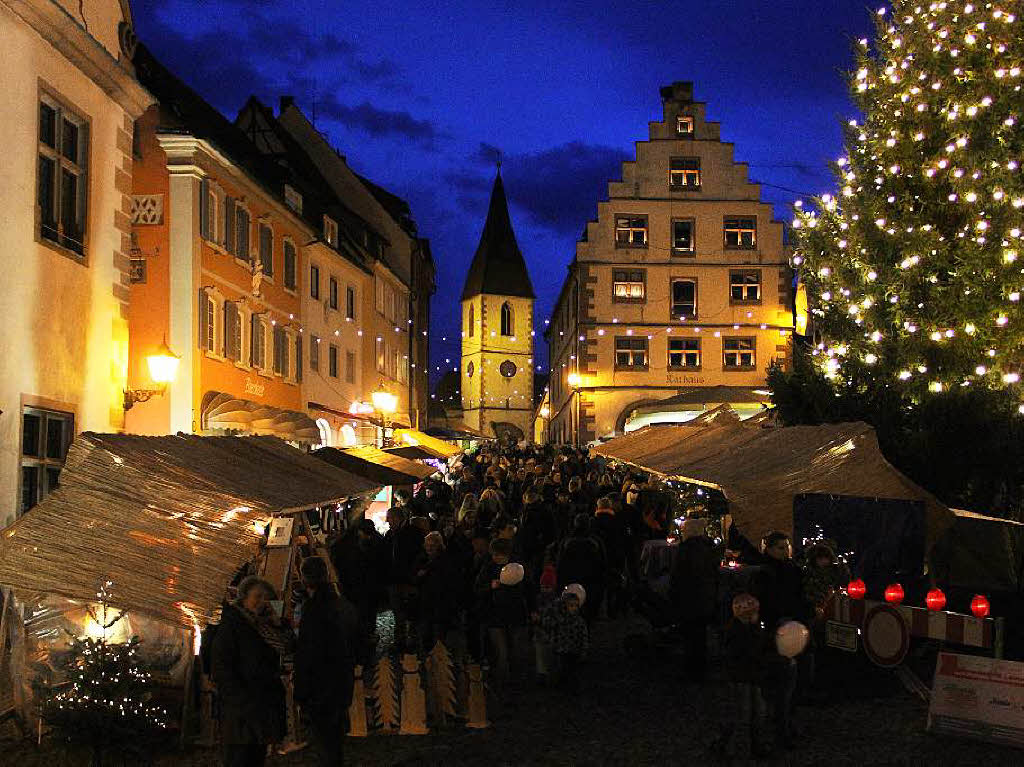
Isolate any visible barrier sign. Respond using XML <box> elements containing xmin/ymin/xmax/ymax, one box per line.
<box><xmin>825</xmin><ymin>620</ymin><xmax>858</xmax><ymax>652</ymax></box>
<box><xmin>928</xmin><ymin>652</ymin><xmax>1024</xmax><ymax>747</ymax></box>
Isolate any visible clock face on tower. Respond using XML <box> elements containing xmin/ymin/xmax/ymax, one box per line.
<box><xmin>499</xmin><ymin>360</ymin><xmax>517</xmax><ymax>378</ymax></box>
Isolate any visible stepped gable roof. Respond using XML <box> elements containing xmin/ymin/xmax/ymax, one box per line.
<box><xmin>461</xmin><ymin>171</ymin><xmax>534</xmax><ymax>301</ymax></box>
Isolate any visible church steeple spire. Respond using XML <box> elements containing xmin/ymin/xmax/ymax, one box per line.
<box><xmin>460</xmin><ymin>171</ymin><xmax>535</xmax><ymax>301</ymax></box>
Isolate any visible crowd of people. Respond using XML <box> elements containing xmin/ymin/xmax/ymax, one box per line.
<box><xmin>207</xmin><ymin>440</ymin><xmax>853</xmax><ymax>764</ymax></box>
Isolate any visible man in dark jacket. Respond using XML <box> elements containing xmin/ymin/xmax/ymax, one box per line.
<box><xmin>294</xmin><ymin>556</ymin><xmax>355</xmax><ymax>766</ymax></box>
<box><xmin>669</xmin><ymin>518</ymin><xmax>721</xmax><ymax>682</ymax></box>
<box><xmin>211</xmin><ymin>576</ymin><xmax>287</xmax><ymax>767</ymax></box>
<box><xmin>384</xmin><ymin>506</ymin><xmax>425</xmax><ymax>652</ymax></box>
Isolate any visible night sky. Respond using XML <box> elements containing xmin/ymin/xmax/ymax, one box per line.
<box><xmin>133</xmin><ymin>0</ymin><xmax>875</xmax><ymax>384</ymax></box>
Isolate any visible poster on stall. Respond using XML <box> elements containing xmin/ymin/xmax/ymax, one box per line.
<box><xmin>927</xmin><ymin>652</ymin><xmax>1024</xmax><ymax>747</ymax></box>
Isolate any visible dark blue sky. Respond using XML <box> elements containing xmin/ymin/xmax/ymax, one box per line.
<box><xmin>133</xmin><ymin>0</ymin><xmax>875</xmax><ymax>382</ymax></box>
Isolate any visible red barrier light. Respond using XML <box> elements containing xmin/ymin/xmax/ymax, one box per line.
<box><xmin>847</xmin><ymin>579</ymin><xmax>866</xmax><ymax>600</ymax></box>
<box><xmin>970</xmin><ymin>594</ymin><xmax>990</xmax><ymax>618</ymax></box>
<box><xmin>925</xmin><ymin>588</ymin><xmax>946</xmax><ymax>611</ymax></box>
<box><xmin>884</xmin><ymin>583</ymin><xmax>904</xmax><ymax>605</ymax></box>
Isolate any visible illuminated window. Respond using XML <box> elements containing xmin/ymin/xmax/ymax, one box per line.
<box><xmin>613</xmin><ymin>269</ymin><xmax>646</xmax><ymax>301</ymax></box>
<box><xmin>37</xmin><ymin>94</ymin><xmax>88</xmax><ymax>256</ymax></box>
<box><xmin>668</xmin><ymin>338</ymin><xmax>701</xmax><ymax>369</ymax></box>
<box><xmin>340</xmin><ymin>424</ymin><xmax>357</xmax><ymax>446</ymax></box>
<box><xmin>676</xmin><ymin>115</ymin><xmax>694</xmax><ymax>135</ymax></box>
<box><xmin>730</xmin><ymin>270</ymin><xmax>761</xmax><ymax>302</ymax></box>
<box><xmin>725</xmin><ymin>216</ymin><xmax>757</xmax><ymax>249</ymax></box>
<box><xmin>316</xmin><ymin>418</ymin><xmax>332</xmax><ymax>447</ymax></box>
<box><xmin>614</xmin><ymin>215</ymin><xmax>648</xmax><ymax>247</ymax></box>
<box><xmin>615</xmin><ymin>337</ymin><xmax>648</xmax><ymax>369</ymax></box>
<box><xmin>20</xmin><ymin>407</ymin><xmax>73</xmax><ymax>514</ymax></box>
<box><xmin>323</xmin><ymin>215</ymin><xmax>338</xmax><ymax>247</ymax></box>
<box><xmin>724</xmin><ymin>337</ymin><xmax>756</xmax><ymax>369</ymax></box>
<box><xmin>500</xmin><ymin>302</ymin><xmax>514</xmax><ymax>336</ymax></box>
<box><xmin>670</xmin><ymin>157</ymin><xmax>701</xmax><ymax>188</ymax></box>
<box><xmin>671</xmin><ymin>279</ymin><xmax>697</xmax><ymax>319</ymax></box>
<box><xmin>672</xmin><ymin>219</ymin><xmax>695</xmax><ymax>254</ymax></box>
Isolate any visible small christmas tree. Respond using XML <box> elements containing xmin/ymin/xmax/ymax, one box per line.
<box><xmin>36</xmin><ymin>582</ymin><xmax>168</xmax><ymax>766</ymax></box>
<box><xmin>791</xmin><ymin>1</ymin><xmax>1024</xmax><ymax>397</ymax></box>
<box><xmin>425</xmin><ymin>641</ymin><xmax>456</xmax><ymax>725</ymax></box>
<box><xmin>371</xmin><ymin>655</ymin><xmax>399</xmax><ymax>732</ymax></box>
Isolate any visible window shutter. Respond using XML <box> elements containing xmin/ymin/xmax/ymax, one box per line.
<box><xmin>198</xmin><ymin>290</ymin><xmax>208</xmax><ymax>349</ymax></box>
<box><xmin>199</xmin><ymin>179</ymin><xmax>209</xmax><ymax>239</ymax></box>
<box><xmin>296</xmin><ymin>336</ymin><xmax>303</xmax><ymax>382</ymax></box>
<box><xmin>222</xmin><ymin>301</ymin><xmax>231</xmax><ymax>357</ymax></box>
<box><xmin>224</xmin><ymin>197</ymin><xmax>235</xmax><ymax>254</ymax></box>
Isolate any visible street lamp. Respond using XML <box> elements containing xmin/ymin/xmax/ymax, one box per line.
<box><xmin>124</xmin><ymin>338</ymin><xmax>180</xmax><ymax>410</ymax></box>
<box><xmin>371</xmin><ymin>382</ymin><xmax>398</xmax><ymax>447</ymax></box>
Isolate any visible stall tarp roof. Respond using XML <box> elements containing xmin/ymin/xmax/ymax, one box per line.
<box><xmin>202</xmin><ymin>390</ymin><xmax>321</xmax><ymax>444</ymax></box>
<box><xmin>313</xmin><ymin>445</ymin><xmax>436</xmax><ymax>485</ymax></box>
<box><xmin>0</xmin><ymin>433</ymin><xmax>379</xmax><ymax>629</ymax></box>
<box><xmin>932</xmin><ymin>509</ymin><xmax>1024</xmax><ymax>593</ymax></box>
<box><xmin>392</xmin><ymin>428</ymin><xmax>463</xmax><ymax>459</ymax></box>
<box><xmin>593</xmin><ymin>416</ymin><xmax>954</xmax><ymax>547</ymax></box>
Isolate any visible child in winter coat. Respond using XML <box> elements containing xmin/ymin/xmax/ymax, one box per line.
<box><xmin>537</xmin><ymin>586</ymin><xmax>589</xmax><ymax>693</ymax></box>
<box><xmin>532</xmin><ymin>552</ymin><xmax>559</xmax><ymax>684</ymax></box>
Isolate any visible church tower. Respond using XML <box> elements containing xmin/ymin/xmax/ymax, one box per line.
<box><xmin>461</xmin><ymin>171</ymin><xmax>535</xmax><ymax>442</ymax></box>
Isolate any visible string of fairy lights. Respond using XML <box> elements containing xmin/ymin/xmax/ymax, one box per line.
<box><xmin>790</xmin><ymin>1</ymin><xmax>1023</xmax><ymax>407</ymax></box>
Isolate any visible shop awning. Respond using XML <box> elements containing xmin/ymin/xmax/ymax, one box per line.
<box><xmin>0</xmin><ymin>433</ymin><xmax>378</xmax><ymax>629</ymax></box>
<box><xmin>313</xmin><ymin>445</ymin><xmax>437</xmax><ymax>485</ymax></box>
<box><xmin>391</xmin><ymin>428</ymin><xmax>463</xmax><ymax>459</ymax></box>
<box><xmin>593</xmin><ymin>411</ymin><xmax>954</xmax><ymax>548</ymax></box>
<box><xmin>203</xmin><ymin>390</ymin><xmax>320</xmax><ymax>444</ymax></box>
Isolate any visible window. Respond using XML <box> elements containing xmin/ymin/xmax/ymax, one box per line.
<box><xmin>310</xmin><ymin>335</ymin><xmax>320</xmax><ymax>371</ymax></box>
<box><xmin>613</xmin><ymin>270</ymin><xmax>645</xmax><ymax>302</ymax></box>
<box><xmin>235</xmin><ymin>206</ymin><xmax>251</xmax><ymax>261</ymax></box>
<box><xmin>38</xmin><ymin>95</ymin><xmax>88</xmax><ymax>255</ymax></box>
<box><xmin>346</xmin><ymin>286</ymin><xmax>355</xmax><ymax>320</ymax></box>
<box><xmin>258</xmin><ymin>223</ymin><xmax>273</xmax><ymax>277</ymax></box>
<box><xmin>615</xmin><ymin>215</ymin><xmax>648</xmax><ymax>247</ymax></box>
<box><xmin>283</xmin><ymin>240</ymin><xmax>297</xmax><ymax>290</ymax></box>
<box><xmin>676</xmin><ymin>115</ymin><xmax>694</xmax><ymax>135</ymax></box>
<box><xmin>671</xmin><ymin>279</ymin><xmax>697</xmax><ymax>319</ymax></box>
<box><xmin>329</xmin><ymin>345</ymin><xmax>339</xmax><ymax>378</ymax></box>
<box><xmin>500</xmin><ymin>302</ymin><xmax>514</xmax><ymax>336</ymax></box>
<box><xmin>668</xmin><ymin>338</ymin><xmax>701</xmax><ymax>369</ymax></box>
<box><xmin>670</xmin><ymin>157</ymin><xmax>701</xmax><ymax>188</ymax></box>
<box><xmin>345</xmin><ymin>350</ymin><xmax>355</xmax><ymax>383</ymax></box>
<box><xmin>273</xmin><ymin>326</ymin><xmax>289</xmax><ymax>377</ymax></box>
<box><xmin>329</xmin><ymin>277</ymin><xmax>339</xmax><ymax>310</ymax></box>
<box><xmin>310</xmin><ymin>264</ymin><xmax>320</xmax><ymax>299</ymax></box>
<box><xmin>20</xmin><ymin>407</ymin><xmax>73</xmax><ymax>514</ymax></box>
<box><xmin>725</xmin><ymin>216</ymin><xmax>757</xmax><ymax>249</ymax></box>
<box><xmin>323</xmin><ymin>215</ymin><xmax>338</xmax><ymax>247</ymax></box>
<box><xmin>284</xmin><ymin>184</ymin><xmax>302</xmax><ymax>214</ymax></box>
<box><xmin>615</xmin><ymin>337</ymin><xmax>648</xmax><ymax>368</ymax></box>
<box><xmin>375</xmin><ymin>276</ymin><xmax>385</xmax><ymax>314</ymax></box>
<box><xmin>200</xmin><ymin>179</ymin><xmax>220</xmax><ymax>243</ymax></box>
<box><xmin>724</xmin><ymin>337</ymin><xmax>756</xmax><ymax>369</ymax></box>
<box><xmin>468</xmin><ymin>304</ymin><xmax>475</xmax><ymax>337</ymax></box>
<box><xmin>730</xmin><ymin>270</ymin><xmax>762</xmax><ymax>302</ymax></box>
<box><xmin>397</xmin><ymin>352</ymin><xmax>408</xmax><ymax>384</ymax></box>
<box><xmin>199</xmin><ymin>290</ymin><xmax>216</xmax><ymax>353</ymax></box>
<box><xmin>376</xmin><ymin>337</ymin><xmax>386</xmax><ymax>373</ymax></box>
<box><xmin>250</xmin><ymin>315</ymin><xmax>266</xmax><ymax>369</ymax></box>
<box><xmin>672</xmin><ymin>219</ymin><xmax>695</xmax><ymax>254</ymax></box>
<box><xmin>224</xmin><ymin>301</ymin><xmax>242</xmax><ymax>362</ymax></box>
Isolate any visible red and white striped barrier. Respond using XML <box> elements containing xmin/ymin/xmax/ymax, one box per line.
<box><xmin>828</xmin><ymin>595</ymin><xmax>996</xmax><ymax>667</ymax></box>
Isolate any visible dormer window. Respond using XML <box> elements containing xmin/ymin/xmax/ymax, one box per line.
<box><xmin>284</xmin><ymin>184</ymin><xmax>303</xmax><ymax>214</ymax></box>
<box><xmin>323</xmin><ymin>215</ymin><xmax>338</xmax><ymax>248</ymax></box>
<box><xmin>677</xmin><ymin>115</ymin><xmax>694</xmax><ymax>135</ymax></box>
<box><xmin>670</xmin><ymin>157</ymin><xmax>701</xmax><ymax>188</ymax></box>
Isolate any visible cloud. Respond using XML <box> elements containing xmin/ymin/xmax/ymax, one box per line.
<box><xmin>451</xmin><ymin>140</ymin><xmax>630</xmax><ymax>235</ymax></box>
<box><xmin>315</xmin><ymin>97</ymin><xmax>441</xmax><ymax>143</ymax></box>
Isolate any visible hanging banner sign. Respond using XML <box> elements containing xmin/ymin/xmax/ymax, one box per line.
<box><xmin>927</xmin><ymin>652</ymin><xmax>1024</xmax><ymax>748</ymax></box>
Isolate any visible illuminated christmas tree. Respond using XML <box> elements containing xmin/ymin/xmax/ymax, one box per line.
<box><xmin>36</xmin><ymin>583</ymin><xmax>168</xmax><ymax>766</ymax></box>
<box><xmin>791</xmin><ymin>1</ymin><xmax>1023</xmax><ymax>399</ymax></box>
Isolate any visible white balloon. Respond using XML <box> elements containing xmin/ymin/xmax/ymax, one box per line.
<box><xmin>775</xmin><ymin>620</ymin><xmax>810</xmax><ymax>658</ymax></box>
<box><xmin>499</xmin><ymin>562</ymin><xmax>525</xmax><ymax>586</ymax></box>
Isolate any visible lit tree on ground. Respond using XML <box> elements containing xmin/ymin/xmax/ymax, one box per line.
<box><xmin>790</xmin><ymin>1</ymin><xmax>1023</xmax><ymax>399</ymax></box>
<box><xmin>36</xmin><ymin>582</ymin><xmax>168</xmax><ymax>766</ymax></box>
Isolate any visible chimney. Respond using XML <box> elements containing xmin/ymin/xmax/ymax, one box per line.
<box><xmin>659</xmin><ymin>81</ymin><xmax>694</xmax><ymax>104</ymax></box>
<box><xmin>279</xmin><ymin>95</ymin><xmax>294</xmax><ymax>114</ymax></box>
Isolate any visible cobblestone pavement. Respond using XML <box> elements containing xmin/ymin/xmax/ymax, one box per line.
<box><xmin>4</xmin><ymin>616</ymin><xmax>1019</xmax><ymax>766</ymax></box>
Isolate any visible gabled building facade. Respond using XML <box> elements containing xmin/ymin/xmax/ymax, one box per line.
<box><xmin>461</xmin><ymin>172</ymin><xmax>535</xmax><ymax>442</ymax></box>
<box><xmin>1</xmin><ymin>0</ymin><xmax>153</xmax><ymax>527</ymax></box>
<box><xmin>547</xmin><ymin>82</ymin><xmax>793</xmax><ymax>445</ymax></box>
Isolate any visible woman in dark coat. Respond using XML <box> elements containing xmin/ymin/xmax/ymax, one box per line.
<box><xmin>669</xmin><ymin>518</ymin><xmax>721</xmax><ymax>682</ymax></box>
<box><xmin>211</xmin><ymin>576</ymin><xmax>287</xmax><ymax>767</ymax></box>
<box><xmin>557</xmin><ymin>514</ymin><xmax>607</xmax><ymax>622</ymax></box>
